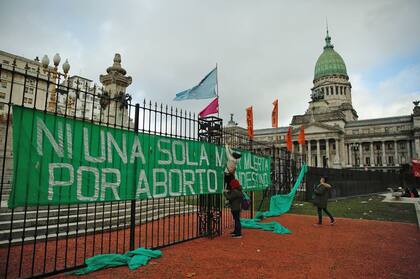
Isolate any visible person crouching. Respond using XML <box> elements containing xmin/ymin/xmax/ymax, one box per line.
<box><xmin>224</xmin><ymin>179</ymin><xmax>243</xmax><ymax>238</ymax></box>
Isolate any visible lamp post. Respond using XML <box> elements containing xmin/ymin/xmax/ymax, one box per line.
<box><xmin>40</xmin><ymin>54</ymin><xmax>71</xmax><ymax>112</ymax></box>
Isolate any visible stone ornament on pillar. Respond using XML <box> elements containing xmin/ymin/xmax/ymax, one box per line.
<box><xmin>99</xmin><ymin>53</ymin><xmax>133</xmax><ymax>127</ymax></box>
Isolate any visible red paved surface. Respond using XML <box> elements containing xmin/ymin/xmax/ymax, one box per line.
<box><xmin>0</xmin><ymin>209</ymin><xmax>242</xmax><ymax>279</ymax></box>
<box><xmin>49</xmin><ymin>214</ymin><xmax>420</xmax><ymax>279</ymax></box>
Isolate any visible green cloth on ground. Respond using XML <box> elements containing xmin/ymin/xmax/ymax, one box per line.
<box><xmin>241</xmin><ymin>219</ymin><xmax>291</xmax><ymax>234</ymax></box>
<box><xmin>72</xmin><ymin>247</ymin><xmax>162</xmax><ymax>275</ymax></box>
<box><xmin>241</xmin><ymin>164</ymin><xmax>308</xmax><ymax>234</ymax></box>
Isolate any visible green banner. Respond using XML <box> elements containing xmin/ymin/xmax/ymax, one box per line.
<box><xmin>9</xmin><ymin>106</ymin><xmax>271</xmax><ymax>208</ymax></box>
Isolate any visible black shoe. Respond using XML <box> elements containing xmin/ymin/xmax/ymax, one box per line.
<box><xmin>231</xmin><ymin>234</ymin><xmax>242</xmax><ymax>238</ymax></box>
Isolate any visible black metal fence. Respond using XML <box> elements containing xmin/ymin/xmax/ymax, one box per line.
<box><xmin>0</xmin><ymin>62</ymin><xmax>301</xmax><ymax>278</ymax></box>
<box><xmin>305</xmin><ymin>167</ymin><xmax>405</xmax><ymax>200</ymax></box>
<box><xmin>221</xmin><ymin>129</ymin><xmax>306</xmax><ymax>211</ymax></box>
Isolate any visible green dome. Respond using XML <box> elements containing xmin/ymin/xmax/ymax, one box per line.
<box><xmin>314</xmin><ymin>32</ymin><xmax>347</xmax><ymax>80</ymax></box>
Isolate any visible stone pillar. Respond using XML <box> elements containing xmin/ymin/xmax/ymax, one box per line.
<box><xmin>348</xmin><ymin>144</ymin><xmax>352</xmax><ymax>166</ymax></box>
<box><xmin>291</xmin><ymin>142</ymin><xmax>295</xmax><ymax>160</ymax></box>
<box><xmin>317</xmin><ymin>140</ymin><xmax>321</xmax><ymax>167</ymax></box>
<box><xmin>415</xmin><ymin>138</ymin><xmax>420</xmax><ymax>158</ymax></box>
<box><xmin>394</xmin><ymin>141</ymin><xmax>399</xmax><ymax>166</ymax></box>
<box><xmin>308</xmin><ymin>141</ymin><xmax>312</xmax><ymax>166</ymax></box>
<box><xmin>341</xmin><ymin>139</ymin><xmax>346</xmax><ymax>167</ymax></box>
<box><xmin>382</xmin><ymin>141</ymin><xmax>387</xmax><ymax>167</ymax></box>
<box><xmin>325</xmin><ymin>139</ymin><xmax>329</xmax><ymax>167</ymax></box>
<box><xmin>100</xmin><ymin>53</ymin><xmax>133</xmax><ymax>127</ymax></box>
<box><xmin>407</xmin><ymin>140</ymin><xmax>411</xmax><ymax>161</ymax></box>
<box><xmin>332</xmin><ymin>138</ymin><xmax>342</xmax><ymax>168</ymax></box>
<box><xmin>359</xmin><ymin>142</ymin><xmax>363</xmax><ymax>167</ymax></box>
<box><xmin>370</xmin><ymin>142</ymin><xmax>374</xmax><ymax>166</ymax></box>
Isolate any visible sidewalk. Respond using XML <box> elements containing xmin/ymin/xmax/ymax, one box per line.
<box><xmin>54</xmin><ymin>214</ymin><xmax>420</xmax><ymax>279</ymax></box>
<box><xmin>380</xmin><ymin>193</ymin><xmax>420</xmax><ymax>227</ymax></box>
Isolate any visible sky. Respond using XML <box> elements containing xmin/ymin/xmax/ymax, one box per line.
<box><xmin>1</xmin><ymin>0</ymin><xmax>419</xmax><ymax>128</ymax></box>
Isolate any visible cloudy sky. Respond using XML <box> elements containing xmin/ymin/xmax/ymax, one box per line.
<box><xmin>1</xmin><ymin>0</ymin><xmax>419</xmax><ymax>128</ymax></box>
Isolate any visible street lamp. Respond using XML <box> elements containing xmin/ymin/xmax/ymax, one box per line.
<box><xmin>40</xmin><ymin>53</ymin><xmax>71</xmax><ymax>112</ymax></box>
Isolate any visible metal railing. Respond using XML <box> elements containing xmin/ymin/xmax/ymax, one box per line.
<box><xmin>0</xmin><ymin>63</ymin><xmax>300</xmax><ymax>278</ymax></box>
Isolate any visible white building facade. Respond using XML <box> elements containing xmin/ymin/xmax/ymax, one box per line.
<box><xmin>227</xmin><ymin>31</ymin><xmax>420</xmax><ymax>172</ymax></box>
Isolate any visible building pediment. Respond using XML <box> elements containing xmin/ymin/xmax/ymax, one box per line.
<box><xmin>291</xmin><ymin>110</ymin><xmax>347</xmax><ymax>125</ymax></box>
<box><xmin>297</xmin><ymin>122</ymin><xmax>342</xmax><ymax>135</ymax></box>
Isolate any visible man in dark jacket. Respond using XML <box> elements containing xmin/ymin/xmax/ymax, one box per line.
<box><xmin>224</xmin><ymin>179</ymin><xmax>243</xmax><ymax>238</ymax></box>
<box><xmin>313</xmin><ymin>176</ymin><xmax>335</xmax><ymax>226</ymax></box>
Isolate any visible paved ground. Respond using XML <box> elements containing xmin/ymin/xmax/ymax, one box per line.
<box><xmin>54</xmin><ymin>214</ymin><xmax>420</xmax><ymax>279</ymax></box>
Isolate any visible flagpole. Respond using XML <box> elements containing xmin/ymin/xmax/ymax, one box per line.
<box><xmin>216</xmin><ymin>63</ymin><xmax>220</xmax><ymax>118</ymax></box>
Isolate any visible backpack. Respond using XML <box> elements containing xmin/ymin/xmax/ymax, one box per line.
<box><xmin>241</xmin><ymin>192</ymin><xmax>251</xmax><ymax>210</ymax></box>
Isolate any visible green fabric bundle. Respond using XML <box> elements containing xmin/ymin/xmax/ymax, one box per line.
<box><xmin>241</xmin><ymin>164</ymin><xmax>308</xmax><ymax>234</ymax></box>
<box><xmin>73</xmin><ymin>247</ymin><xmax>162</xmax><ymax>275</ymax></box>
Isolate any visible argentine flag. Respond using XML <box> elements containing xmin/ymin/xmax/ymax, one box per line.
<box><xmin>174</xmin><ymin>68</ymin><xmax>217</xmax><ymax>101</ymax></box>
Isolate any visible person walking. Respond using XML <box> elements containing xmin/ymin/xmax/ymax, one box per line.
<box><xmin>224</xmin><ymin>179</ymin><xmax>243</xmax><ymax>238</ymax></box>
<box><xmin>313</xmin><ymin>175</ymin><xmax>335</xmax><ymax>226</ymax></box>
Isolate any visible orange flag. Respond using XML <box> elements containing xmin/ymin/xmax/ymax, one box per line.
<box><xmin>272</xmin><ymin>99</ymin><xmax>278</xmax><ymax>128</ymax></box>
<box><xmin>298</xmin><ymin>125</ymin><xmax>305</xmax><ymax>145</ymax></box>
<box><xmin>246</xmin><ymin>106</ymin><xmax>254</xmax><ymax>140</ymax></box>
<box><xmin>286</xmin><ymin>127</ymin><xmax>292</xmax><ymax>151</ymax></box>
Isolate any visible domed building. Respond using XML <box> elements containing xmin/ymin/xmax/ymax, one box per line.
<box><xmin>245</xmin><ymin>30</ymin><xmax>420</xmax><ymax>172</ymax></box>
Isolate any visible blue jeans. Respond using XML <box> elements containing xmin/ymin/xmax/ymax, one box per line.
<box><xmin>231</xmin><ymin>210</ymin><xmax>241</xmax><ymax>235</ymax></box>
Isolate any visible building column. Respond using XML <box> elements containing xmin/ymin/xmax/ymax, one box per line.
<box><xmin>359</xmin><ymin>142</ymin><xmax>363</xmax><ymax>167</ymax></box>
<box><xmin>348</xmin><ymin>144</ymin><xmax>352</xmax><ymax>166</ymax></box>
<box><xmin>308</xmin><ymin>141</ymin><xmax>312</xmax><ymax>166</ymax></box>
<box><xmin>394</xmin><ymin>141</ymin><xmax>399</xmax><ymax>166</ymax></box>
<box><xmin>382</xmin><ymin>141</ymin><xmax>387</xmax><ymax>167</ymax></box>
<box><xmin>370</xmin><ymin>142</ymin><xmax>374</xmax><ymax>166</ymax></box>
<box><xmin>407</xmin><ymin>140</ymin><xmax>411</xmax><ymax>161</ymax></box>
<box><xmin>325</xmin><ymin>139</ymin><xmax>329</xmax><ymax>167</ymax></box>
<box><xmin>334</xmin><ymin>138</ymin><xmax>346</xmax><ymax>167</ymax></box>
<box><xmin>416</xmin><ymin>138</ymin><xmax>420</xmax><ymax>159</ymax></box>
<box><xmin>291</xmin><ymin>142</ymin><xmax>295</xmax><ymax>160</ymax></box>
<box><xmin>317</xmin><ymin>140</ymin><xmax>321</xmax><ymax>167</ymax></box>
<box><xmin>338</xmin><ymin>138</ymin><xmax>344</xmax><ymax>167</ymax></box>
